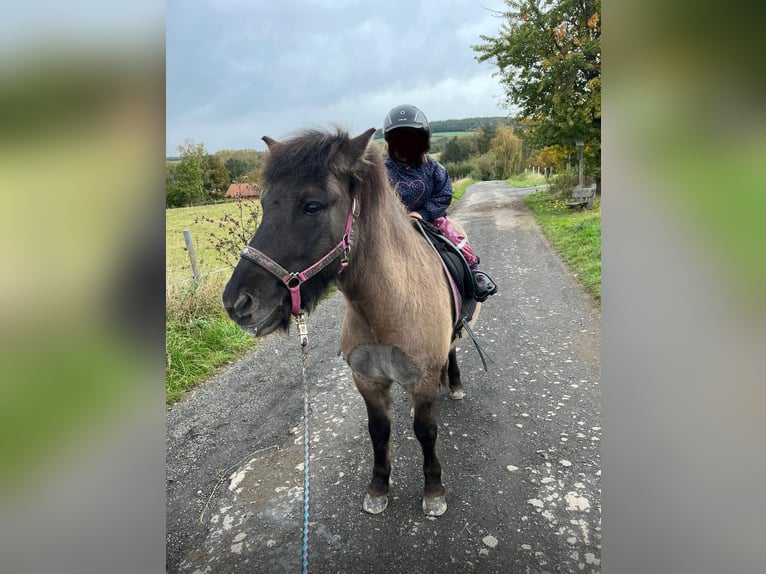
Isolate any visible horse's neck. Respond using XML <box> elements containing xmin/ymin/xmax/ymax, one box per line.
<box><xmin>339</xmin><ymin>196</ymin><xmax>428</xmax><ymax>306</ymax></box>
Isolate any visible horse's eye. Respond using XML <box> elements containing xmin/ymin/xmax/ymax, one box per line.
<box><xmin>303</xmin><ymin>201</ymin><xmax>323</xmax><ymax>215</ymax></box>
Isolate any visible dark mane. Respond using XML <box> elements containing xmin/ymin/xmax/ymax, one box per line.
<box><xmin>263</xmin><ymin>128</ymin><xmax>394</xmax><ymax>217</ymax></box>
<box><xmin>350</xmin><ymin>138</ymin><xmax>395</xmax><ymax>218</ymax></box>
<box><xmin>263</xmin><ymin>129</ymin><xmax>351</xmax><ymax>184</ymax></box>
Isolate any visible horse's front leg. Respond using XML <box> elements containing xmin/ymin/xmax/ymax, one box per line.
<box><xmin>412</xmin><ymin>393</ymin><xmax>447</xmax><ymax>516</ymax></box>
<box><xmin>353</xmin><ymin>374</ymin><xmax>392</xmax><ymax>514</ymax></box>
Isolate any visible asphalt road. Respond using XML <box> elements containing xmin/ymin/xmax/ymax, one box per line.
<box><xmin>166</xmin><ymin>181</ymin><xmax>602</xmax><ymax>574</ymax></box>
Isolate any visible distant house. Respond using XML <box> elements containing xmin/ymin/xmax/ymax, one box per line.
<box><xmin>224</xmin><ymin>183</ymin><xmax>261</xmax><ymax>199</ymax></box>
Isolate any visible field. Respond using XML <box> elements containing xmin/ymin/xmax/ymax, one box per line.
<box><xmin>166</xmin><ymin>201</ymin><xmax>261</xmax><ymax>288</ymax></box>
<box><xmin>431</xmin><ymin>131</ymin><xmax>475</xmax><ymax>138</ymax></box>
<box><xmin>166</xmin><ymin>200</ymin><xmax>261</xmax><ymax>404</ymax></box>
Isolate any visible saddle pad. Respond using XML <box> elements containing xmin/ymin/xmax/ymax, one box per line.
<box><xmin>412</xmin><ymin>219</ymin><xmax>477</xmax><ymax>340</ymax></box>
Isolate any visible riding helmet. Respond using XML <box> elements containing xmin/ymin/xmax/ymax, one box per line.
<box><xmin>383</xmin><ymin>104</ymin><xmax>430</xmax><ymax>142</ymax></box>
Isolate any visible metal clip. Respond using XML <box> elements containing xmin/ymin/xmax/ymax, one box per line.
<box><xmin>340</xmin><ymin>239</ymin><xmax>351</xmax><ymax>264</ymax></box>
<box><xmin>296</xmin><ymin>312</ymin><xmax>309</xmax><ymax>347</ymax></box>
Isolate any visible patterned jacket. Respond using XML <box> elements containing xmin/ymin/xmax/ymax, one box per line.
<box><xmin>384</xmin><ymin>156</ymin><xmax>453</xmax><ymax>222</ymax></box>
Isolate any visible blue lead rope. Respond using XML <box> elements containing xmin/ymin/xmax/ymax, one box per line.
<box><xmin>297</xmin><ymin>313</ymin><xmax>311</xmax><ymax>574</ymax></box>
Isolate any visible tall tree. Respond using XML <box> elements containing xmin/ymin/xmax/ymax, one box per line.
<box><xmin>203</xmin><ymin>154</ymin><xmax>230</xmax><ymax>200</ymax></box>
<box><xmin>224</xmin><ymin>157</ymin><xmax>250</xmax><ymax>181</ymax></box>
<box><xmin>167</xmin><ymin>139</ymin><xmax>205</xmax><ymax>207</ymax></box>
<box><xmin>474</xmin><ymin>124</ymin><xmax>497</xmax><ymax>155</ymax></box>
<box><xmin>441</xmin><ymin>137</ymin><xmax>472</xmax><ymax>164</ymax></box>
<box><xmin>490</xmin><ymin>124</ymin><xmax>524</xmax><ymax>178</ymax></box>
<box><xmin>474</xmin><ymin>0</ymin><xmax>601</xmax><ymax>175</ymax></box>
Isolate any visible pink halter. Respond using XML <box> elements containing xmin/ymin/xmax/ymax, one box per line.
<box><xmin>239</xmin><ymin>198</ymin><xmax>359</xmax><ymax>316</ymax></box>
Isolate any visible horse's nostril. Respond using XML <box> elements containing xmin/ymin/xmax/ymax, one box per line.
<box><xmin>232</xmin><ymin>291</ymin><xmax>255</xmax><ymax>317</ymax></box>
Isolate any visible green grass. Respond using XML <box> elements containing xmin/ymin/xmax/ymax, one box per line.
<box><xmin>166</xmin><ymin>201</ymin><xmax>261</xmax><ymax>404</ymax></box>
<box><xmin>452</xmin><ymin>177</ymin><xmax>476</xmax><ymax>204</ymax></box>
<box><xmin>525</xmin><ymin>189</ymin><xmax>601</xmax><ymax>301</ymax></box>
<box><xmin>507</xmin><ymin>172</ymin><xmax>548</xmax><ymax>188</ymax></box>
<box><xmin>166</xmin><ymin>277</ymin><xmax>257</xmax><ymax>404</ymax></box>
<box><xmin>166</xmin><ymin>201</ymin><xmax>260</xmax><ymax>286</ymax></box>
<box><xmin>432</xmin><ymin>131</ymin><xmax>475</xmax><ymax>138</ymax></box>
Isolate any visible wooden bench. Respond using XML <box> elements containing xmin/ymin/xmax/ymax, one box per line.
<box><xmin>566</xmin><ymin>183</ymin><xmax>597</xmax><ymax>209</ymax></box>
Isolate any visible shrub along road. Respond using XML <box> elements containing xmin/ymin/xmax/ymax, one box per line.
<box><xmin>166</xmin><ymin>181</ymin><xmax>602</xmax><ymax>573</ymax></box>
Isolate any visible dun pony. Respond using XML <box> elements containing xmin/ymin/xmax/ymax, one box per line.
<box><xmin>222</xmin><ymin>128</ymin><xmax>479</xmax><ymax>515</ymax></box>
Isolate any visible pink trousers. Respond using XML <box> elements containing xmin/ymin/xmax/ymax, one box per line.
<box><xmin>432</xmin><ymin>216</ymin><xmax>478</xmax><ymax>267</ymax></box>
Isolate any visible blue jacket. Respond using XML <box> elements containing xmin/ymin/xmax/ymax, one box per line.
<box><xmin>384</xmin><ymin>156</ymin><xmax>453</xmax><ymax>221</ymax></box>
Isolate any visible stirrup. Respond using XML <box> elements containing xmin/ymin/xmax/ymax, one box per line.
<box><xmin>472</xmin><ymin>270</ymin><xmax>497</xmax><ymax>302</ymax></box>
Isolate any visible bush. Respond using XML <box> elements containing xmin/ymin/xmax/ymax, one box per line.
<box><xmin>469</xmin><ymin>153</ymin><xmax>498</xmax><ymax>181</ymax></box>
<box><xmin>549</xmin><ymin>168</ymin><xmax>581</xmax><ymax>198</ymax></box>
<box><xmin>443</xmin><ymin>160</ymin><xmax>474</xmax><ymax>179</ymax></box>
<box><xmin>193</xmin><ymin>193</ymin><xmax>261</xmax><ymax>268</ymax></box>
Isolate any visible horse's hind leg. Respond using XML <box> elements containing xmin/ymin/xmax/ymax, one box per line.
<box><xmin>447</xmin><ymin>348</ymin><xmax>464</xmax><ymax>400</ymax></box>
<box><xmin>354</xmin><ymin>375</ymin><xmax>392</xmax><ymax>514</ymax></box>
<box><xmin>412</xmin><ymin>394</ymin><xmax>447</xmax><ymax>516</ymax></box>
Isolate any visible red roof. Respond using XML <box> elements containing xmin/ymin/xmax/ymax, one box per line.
<box><xmin>225</xmin><ymin>183</ymin><xmax>261</xmax><ymax>198</ymax></box>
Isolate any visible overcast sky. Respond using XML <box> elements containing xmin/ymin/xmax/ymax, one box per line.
<box><xmin>166</xmin><ymin>0</ymin><xmax>510</xmax><ymax>155</ymax></box>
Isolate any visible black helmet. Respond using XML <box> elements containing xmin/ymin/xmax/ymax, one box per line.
<box><xmin>383</xmin><ymin>104</ymin><xmax>430</xmax><ymax>141</ymax></box>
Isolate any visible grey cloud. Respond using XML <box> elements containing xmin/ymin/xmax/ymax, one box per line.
<box><xmin>167</xmin><ymin>0</ymin><xmax>508</xmax><ymax>153</ymax></box>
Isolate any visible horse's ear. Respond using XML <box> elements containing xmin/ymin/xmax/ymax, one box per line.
<box><xmin>334</xmin><ymin>127</ymin><xmax>376</xmax><ymax>174</ymax></box>
<box><xmin>262</xmin><ymin>136</ymin><xmax>279</xmax><ymax>150</ymax></box>
<box><xmin>348</xmin><ymin>128</ymin><xmax>376</xmax><ymax>161</ymax></box>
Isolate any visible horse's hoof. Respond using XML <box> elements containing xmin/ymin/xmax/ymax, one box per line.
<box><xmin>448</xmin><ymin>389</ymin><xmax>465</xmax><ymax>400</ymax></box>
<box><xmin>363</xmin><ymin>494</ymin><xmax>389</xmax><ymax>514</ymax></box>
<box><xmin>422</xmin><ymin>496</ymin><xmax>447</xmax><ymax>516</ymax></box>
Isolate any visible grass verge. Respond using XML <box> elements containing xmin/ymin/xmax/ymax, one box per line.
<box><xmin>525</xmin><ymin>188</ymin><xmax>601</xmax><ymax>301</ymax></box>
<box><xmin>452</xmin><ymin>177</ymin><xmax>475</xmax><ymax>204</ymax></box>
<box><xmin>507</xmin><ymin>172</ymin><xmax>548</xmax><ymax>188</ymax></box>
<box><xmin>166</xmin><ymin>276</ymin><xmax>257</xmax><ymax>405</ymax></box>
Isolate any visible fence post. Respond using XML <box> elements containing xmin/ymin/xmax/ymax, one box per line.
<box><xmin>182</xmin><ymin>229</ymin><xmax>201</xmax><ymax>282</ymax></box>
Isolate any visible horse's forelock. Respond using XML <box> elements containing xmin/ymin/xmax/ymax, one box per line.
<box><xmin>261</xmin><ymin>128</ymin><xmax>391</xmax><ymax>219</ymax></box>
<box><xmin>263</xmin><ymin>129</ymin><xmax>351</xmax><ymax>184</ymax></box>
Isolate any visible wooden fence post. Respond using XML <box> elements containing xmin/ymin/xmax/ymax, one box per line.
<box><xmin>182</xmin><ymin>229</ymin><xmax>201</xmax><ymax>282</ymax></box>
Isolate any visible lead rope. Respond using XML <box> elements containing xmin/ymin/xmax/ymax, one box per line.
<box><xmin>296</xmin><ymin>312</ymin><xmax>311</xmax><ymax>574</ymax></box>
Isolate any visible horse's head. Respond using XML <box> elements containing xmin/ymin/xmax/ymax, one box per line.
<box><xmin>222</xmin><ymin>127</ymin><xmax>376</xmax><ymax>336</ymax></box>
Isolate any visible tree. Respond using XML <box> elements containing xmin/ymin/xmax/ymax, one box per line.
<box><xmin>166</xmin><ymin>139</ymin><xmax>205</xmax><ymax>207</ymax></box>
<box><xmin>224</xmin><ymin>157</ymin><xmax>250</xmax><ymax>180</ymax></box>
<box><xmin>490</xmin><ymin>124</ymin><xmax>523</xmax><ymax>178</ymax></box>
<box><xmin>474</xmin><ymin>0</ymin><xmax>601</xmax><ymax>176</ymax></box>
<box><xmin>165</xmin><ymin>162</ymin><xmax>182</xmax><ymax>208</ymax></box>
<box><xmin>474</xmin><ymin>124</ymin><xmax>497</xmax><ymax>155</ymax></box>
<box><xmin>218</xmin><ymin>149</ymin><xmax>263</xmax><ymax>180</ymax></box>
<box><xmin>441</xmin><ymin>137</ymin><xmax>472</xmax><ymax>164</ymax></box>
<box><xmin>528</xmin><ymin>144</ymin><xmax>568</xmax><ymax>172</ymax></box>
<box><xmin>203</xmin><ymin>154</ymin><xmax>230</xmax><ymax>200</ymax></box>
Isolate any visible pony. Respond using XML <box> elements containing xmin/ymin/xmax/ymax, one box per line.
<box><xmin>222</xmin><ymin>128</ymin><xmax>479</xmax><ymax>516</ymax></box>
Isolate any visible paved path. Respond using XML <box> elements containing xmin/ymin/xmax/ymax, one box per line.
<box><xmin>166</xmin><ymin>181</ymin><xmax>602</xmax><ymax>573</ymax></box>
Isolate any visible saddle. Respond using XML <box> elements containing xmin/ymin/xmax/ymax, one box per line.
<box><xmin>411</xmin><ymin>218</ymin><xmax>478</xmax><ymax>340</ymax></box>
<box><xmin>412</xmin><ymin>218</ymin><xmax>493</xmax><ymax>370</ymax></box>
